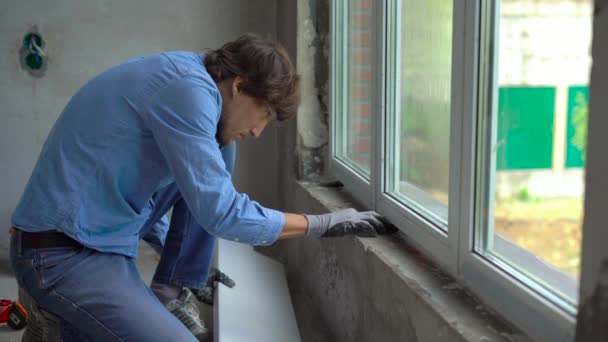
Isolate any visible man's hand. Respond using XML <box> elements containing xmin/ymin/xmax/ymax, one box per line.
<box><xmin>305</xmin><ymin>208</ymin><xmax>398</xmax><ymax>238</ymax></box>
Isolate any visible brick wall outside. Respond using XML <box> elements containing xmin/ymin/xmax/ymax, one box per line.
<box><xmin>346</xmin><ymin>0</ymin><xmax>373</xmax><ymax>173</ymax></box>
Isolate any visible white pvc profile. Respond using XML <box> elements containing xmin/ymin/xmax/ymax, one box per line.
<box><xmin>457</xmin><ymin>1</ymin><xmax>577</xmax><ymax>341</ymax></box>
<box><xmin>376</xmin><ymin>0</ymin><xmax>457</xmax><ymax>276</ymax></box>
<box><xmin>329</xmin><ymin>0</ymin><xmax>380</xmax><ymax>209</ymax></box>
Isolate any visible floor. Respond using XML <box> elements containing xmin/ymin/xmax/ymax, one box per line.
<box><xmin>0</xmin><ymin>240</ymin><xmax>212</xmax><ymax>342</ymax></box>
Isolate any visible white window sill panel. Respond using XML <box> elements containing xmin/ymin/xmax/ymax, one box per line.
<box><xmin>214</xmin><ymin>240</ymin><xmax>301</xmax><ymax>342</ymax></box>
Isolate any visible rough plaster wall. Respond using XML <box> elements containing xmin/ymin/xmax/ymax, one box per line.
<box><xmin>265</xmin><ymin>186</ymin><xmax>418</xmax><ymax>342</ymax></box>
<box><xmin>262</xmin><ymin>184</ymin><xmax>515</xmax><ymax>342</ymax></box>
<box><xmin>0</xmin><ymin>0</ymin><xmax>276</xmax><ymax>247</ymax></box>
<box><xmin>296</xmin><ymin>0</ymin><xmax>330</xmax><ymax>180</ymax></box>
<box><xmin>575</xmin><ymin>0</ymin><xmax>608</xmax><ymax>340</ymax></box>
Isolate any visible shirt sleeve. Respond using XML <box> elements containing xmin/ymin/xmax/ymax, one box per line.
<box><xmin>140</xmin><ymin>75</ymin><xmax>284</xmax><ymax>246</ymax></box>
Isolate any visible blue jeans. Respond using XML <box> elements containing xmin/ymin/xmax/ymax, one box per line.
<box><xmin>9</xmin><ymin>144</ymin><xmax>236</xmax><ymax>341</ymax></box>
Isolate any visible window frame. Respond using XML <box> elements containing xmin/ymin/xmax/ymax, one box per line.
<box><xmin>329</xmin><ymin>0</ymin><xmax>578</xmax><ymax>341</ymax></box>
<box><xmin>329</xmin><ymin>0</ymin><xmax>378</xmax><ymax>210</ymax></box>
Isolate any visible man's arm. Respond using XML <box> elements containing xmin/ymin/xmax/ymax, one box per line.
<box><xmin>142</xmin><ymin>77</ymin><xmax>395</xmax><ymax>245</ymax></box>
<box><xmin>142</xmin><ymin>76</ymin><xmax>285</xmax><ymax>246</ymax></box>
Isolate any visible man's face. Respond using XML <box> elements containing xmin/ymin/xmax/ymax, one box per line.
<box><xmin>217</xmin><ymin>77</ymin><xmax>273</xmax><ymax>146</ymax></box>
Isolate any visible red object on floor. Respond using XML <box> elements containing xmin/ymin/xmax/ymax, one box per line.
<box><xmin>0</xmin><ymin>299</ymin><xmax>28</xmax><ymax>330</ymax></box>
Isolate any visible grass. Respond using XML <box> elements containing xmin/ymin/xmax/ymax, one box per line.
<box><xmin>494</xmin><ymin>197</ymin><xmax>583</xmax><ymax>278</ymax></box>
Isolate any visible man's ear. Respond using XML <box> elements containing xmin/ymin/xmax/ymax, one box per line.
<box><xmin>231</xmin><ymin>76</ymin><xmax>245</xmax><ymax>97</ymax></box>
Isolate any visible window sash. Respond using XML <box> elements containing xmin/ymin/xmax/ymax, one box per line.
<box><xmin>473</xmin><ymin>0</ymin><xmax>579</xmax><ymax>307</ymax></box>
<box><xmin>451</xmin><ymin>1</ymin><xmax>576</xmax><ymax>339</ymax></box>
<box><xmin>330</xmin><ymin>0</ymin><xmax>382</xmax><ymax>209</ymax></box>
<box><xmin>377</xmin><ymin>0</ymin><xmax>456</xmax><ymax>275</ymax></box>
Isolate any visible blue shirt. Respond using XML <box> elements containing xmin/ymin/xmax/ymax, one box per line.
<box><xmin>11</xmin><ymin>52</ymin><xmax>285</xmax><ymax>257</ymax></box>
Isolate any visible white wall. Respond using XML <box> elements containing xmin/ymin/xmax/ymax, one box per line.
<box><xmin>500</xmin><ymin>0</ymin><xmax>592</xmax><ymax>86</ymax></box>
<box><xmin>0</xmin><ymin>0</ymin><xmax>278</xmax><ymax>244</ymax></box>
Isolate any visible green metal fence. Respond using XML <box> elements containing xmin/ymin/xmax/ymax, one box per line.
<box><xmin>496</xmin><ymin>85</ymin><xmax>588</xmax><ymax>171</ymax></box>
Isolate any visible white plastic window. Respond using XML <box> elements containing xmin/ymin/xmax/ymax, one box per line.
<box><xmin>330</xmin><ymin>1</ymin><xmax>590</xmax><ymax>340</ymax></box>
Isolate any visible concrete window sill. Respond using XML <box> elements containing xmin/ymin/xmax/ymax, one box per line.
<box><xmin>260</xmin><ymin>181</ymin><xmax>530</xmax><ymax>342</ymax></box>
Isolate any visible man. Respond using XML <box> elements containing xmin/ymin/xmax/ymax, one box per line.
<box><xmin>9</xmin><ymin>34</ymin><xmax>396</xmax><ymax>341</ymax></box>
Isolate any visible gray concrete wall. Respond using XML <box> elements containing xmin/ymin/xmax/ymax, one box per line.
<box><xmin>0</xmin><ymin>0</ymin><xmax>278</xmax><ymax>247</ymax></box>
<box><xmin>275</xmin><ymin>0</ymin><xmax>299</xmax><ymax>212</ymax></box>
<box><xmin>263</xmin><ymin>184</ymin><xmax>522</xmax><ymax>342</ymax></box>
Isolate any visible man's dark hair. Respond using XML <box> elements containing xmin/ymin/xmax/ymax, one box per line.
<box><xmin>204</xmin><ymin>33</ymin><xmax>301</xmax><ymax>121</ymax></box>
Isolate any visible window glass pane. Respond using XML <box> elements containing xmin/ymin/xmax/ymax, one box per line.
<box><xmin>477</xmin><ymin>0</ymin><xmax>591</xmax><ymax>305</ymax></box>
<box><xmin>341</xmin><ymin>0</ymin><xmax>373</xmax><ymax>176</ymax></box>
<box><xmin>387</xmin><ymin>0</ymin><xmax>452</xmax><ymax>226</ymax></box>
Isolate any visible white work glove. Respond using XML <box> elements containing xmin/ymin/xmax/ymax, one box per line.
<box><xmin>305</xmin><ymin>208</ymin><xmax>398</xmax><ymax>238</ymax></box>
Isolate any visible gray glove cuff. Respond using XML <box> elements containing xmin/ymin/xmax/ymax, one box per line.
<box><xmin>305</xmin><ymin>214</ymin><xmax>328</xmax><ymax>238</ymax></box>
